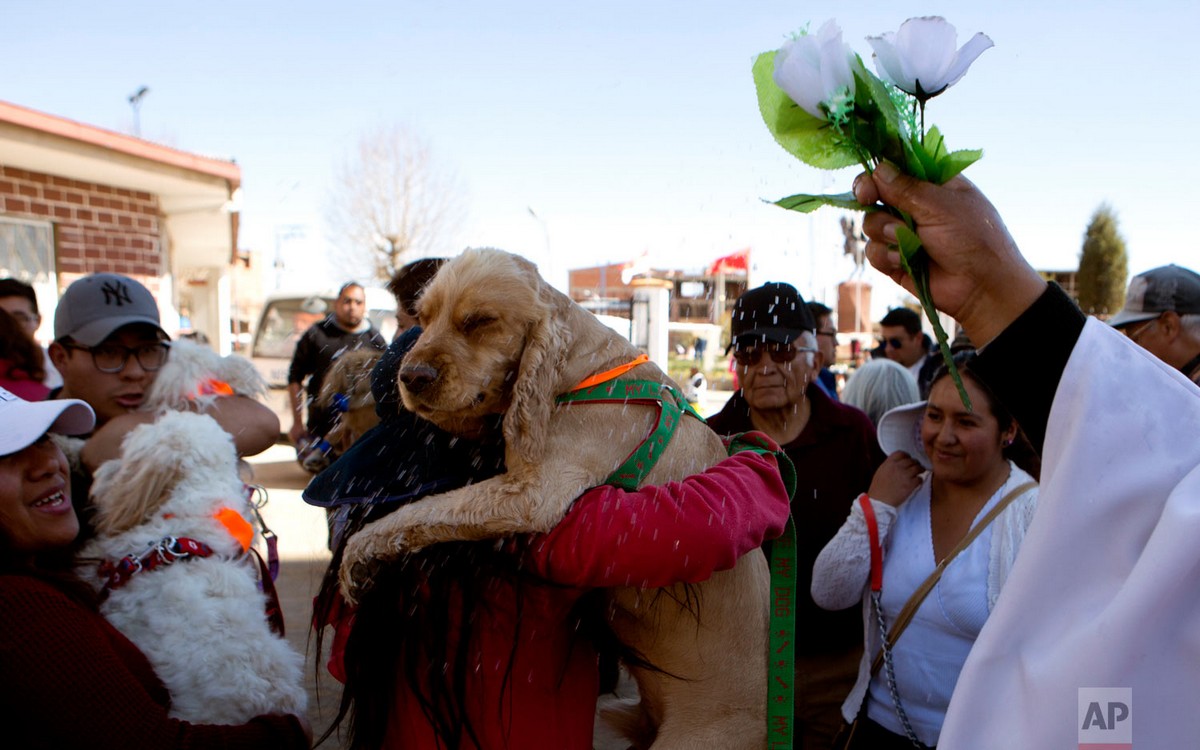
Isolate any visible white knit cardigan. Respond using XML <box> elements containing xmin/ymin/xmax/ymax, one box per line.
<box><xmin>810</xmin><ymin>463</ymin><xmax>1039</xmax><ymax>726</ymax></box>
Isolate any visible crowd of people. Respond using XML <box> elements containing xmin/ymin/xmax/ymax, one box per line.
<box><xmin>1</xmin><ymin>160</ymin><xmax>1198</xmax><ymax>750</ymax></box>
<box><xmin>0</xmin><ymin>275</ymin><xmax>305</xmax><ymax>747</ymax></box>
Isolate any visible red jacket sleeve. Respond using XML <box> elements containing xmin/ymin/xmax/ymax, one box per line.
<box><xmin>524</xmin><ymin>450</ymin><xmax>790</xmax><ymax>588</ymax></box>
<box><xmin>0</xmin><ymin>576</ymin><xmax>308</xmax><ymax>750</ymax></box>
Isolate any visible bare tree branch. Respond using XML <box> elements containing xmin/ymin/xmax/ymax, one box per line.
<box><xmin>326</xmin><ymin>125</ymin><xmax>465</xmax><ymax>283</ymax></box>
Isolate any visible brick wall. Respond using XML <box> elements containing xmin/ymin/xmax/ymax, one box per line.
<box><xmin>0</xmin><ymin>165</ymin><xmax>164</xmax><ymax>288</ymax></box>
<box><xmin>568</xmin><ymin>262</ymin><xmax>636</xmax><ymax>301</ymax></box>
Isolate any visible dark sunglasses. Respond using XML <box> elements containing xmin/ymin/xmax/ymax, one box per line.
<box><xmin>878</xmin><ymin>337</ymin><xmax>905</xmax><ymax>349</ymax></box>
<box><xmin>733</xmin><ymin>344</ymin><xmax>816</xmax><ymax>366</ymax></box>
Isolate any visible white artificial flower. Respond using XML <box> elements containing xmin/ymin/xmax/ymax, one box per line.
<box><xmin>773</xmin><ymin>20</ymin><xmax>856</xmax><ymax>121</ymax></box>
<box><xmin>867</xmin><ymin>16</ymin><xmax>992</xmax><ymax>101</ymax></box>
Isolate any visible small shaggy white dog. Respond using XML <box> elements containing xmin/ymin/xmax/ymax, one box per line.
<box><xmin>77</xmin><ymin>410</ymin><xmax>307</xmax><ymax>724</ymax></box>
<box><xmin>53</xmin><ymin>338</ymin><xmax>269</xmax><ymax>477</ymax></box>
<box><xmin>144</xmin><ymin>337</ymin><xmax>268</xmax><ymax>411</ymax></box>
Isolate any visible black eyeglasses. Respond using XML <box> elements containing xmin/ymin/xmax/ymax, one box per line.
<box><xmin>63</xmin><ymin>341</ymin><xmax>170</xmax><ymax>374</ymax></box>
<box><xmin>817</xmin><ymin>329</ymin><xmax>838</xmax><ymax>339</ymax></box>
<box><xmin>733</xmin><ymin>343</ymin><xmax>816</xmax><ymax>366</ymax></box>
<box><xmin>878</xmin><ymin>337</ymin><xmax>905</xmax><ymax>350</ymax></box>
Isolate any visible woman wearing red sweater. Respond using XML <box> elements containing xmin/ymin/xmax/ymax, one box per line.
<box><xmin>309</xmin><ymin>329</ymin><xmax>792</xmax><ymax>749</ymax></box>
<box><xmin>0</xmin><ymin>388</ymin><xmax>310</xmax><ymax>749</ymax></box>
<box><xmin>319</xmin><ymin>444</ymin><xmax>789</xmax><ymax>750</ymax></box>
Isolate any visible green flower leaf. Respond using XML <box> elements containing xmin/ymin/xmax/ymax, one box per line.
<box><xmin>925</xmin><ymin>126</ymin><xmax>948</xmax><ymax>160</ymax></box>
<box><xmin>850</xmin><ymin>62</ymin><xmax>908</xmax><ymax>167</ymax></box>
<box><xmin>902</xmin><ymin>140</ymin><xmax>929</xmax><ymax>181</ymax></box>
<box><xmin>894</xmin><ymin>222</ymin><xmax>924</xmax><ymax>265</ymax></box>
<box><xmin>906</xmin><ymin>129</ymin><xmax>940</xmax><ymax>181</ymax></box>
<box><xmin>773</xmin><ymin>191</ymin><xmax>868</xmax><ymax>213</ymax></box>
<box><xmin>909</xmin><ymin>125</ymin><xmax>983</xmax><ymax>185</ymax></box>
<box><xmin>753</xmin><ymin>51</ymin><xmax>859</xmax><ymax>170</ymax></box>
<box><xmin>936</xmin><ymin>148</ymin><xmax>983</xmax><ymax>183</ymax></box>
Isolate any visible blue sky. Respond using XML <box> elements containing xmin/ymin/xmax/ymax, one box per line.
<box><xmin>4</xmin><ymin>1</ymin><xmax>1195</xmax><ymax>312</ymax></box>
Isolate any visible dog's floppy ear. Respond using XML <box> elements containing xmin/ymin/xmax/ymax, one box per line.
<box><xmin>217</xmin><ymin>351</ymin><xmax>268</xmax><ymax>401</ymax></box>
<box><xmin>89</xmin><ymin>427</ymin><xmax>184</xmax><ymax>536</ymax></box>
<box><xmin>504</xmin><ymin>266</ymin><xmax>574</xmax><ymax>465</ymax></box>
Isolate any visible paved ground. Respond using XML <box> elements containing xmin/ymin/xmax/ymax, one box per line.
<box><xmin>248</xmin><ymin>388</ymin><xmax>735</xmax><ymax>746</ymax></box>
<box><xmin>245</xmin><ymin>444</ymin><xmax>348</xmax><ymax>748</ymax></box>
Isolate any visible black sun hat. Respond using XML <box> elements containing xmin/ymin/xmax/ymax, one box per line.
<box><xmin>728</xmin><ymin>282</ymin><xmax>816</xmax><ymax>352</ymax></box>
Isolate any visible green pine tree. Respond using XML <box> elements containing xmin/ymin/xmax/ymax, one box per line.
<box><xmin>1077</xmin><ymin>204</ymin><xmax>1129</xmax><ymax>317</ymax></box>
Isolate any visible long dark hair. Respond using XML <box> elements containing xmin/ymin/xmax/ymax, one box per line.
<box><xmin>929</xmin><ymin>351</ymin><xmax>1041</xmax><ymax>481</ymax></box>
<box><xmin>312</xmin><ymin>504</ymin><xmax>620</xmax><ymax>750</ymax></box>
<box><xmin>313</xmin><ymin>511</ymin><xmax>516</xmax><ymax>749</ymax></box>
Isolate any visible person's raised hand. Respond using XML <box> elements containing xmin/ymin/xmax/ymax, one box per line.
<box><xmin>867</xmin><ymin>451</ymin><xmax>924</xmax><ymax>507</ymax></box>
<box><xmin>853</xmin><ymin>162</ymin><xmax>1046</xmax><ymax>346</ymax></box>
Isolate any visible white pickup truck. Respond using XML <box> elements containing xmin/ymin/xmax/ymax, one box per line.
<box><xmin>248</xmin><ymin>287</ymin><xmax>397</xmax><ymax>433</ymax></box>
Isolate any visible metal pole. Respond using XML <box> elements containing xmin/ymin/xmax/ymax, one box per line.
<box><xmin>128</xmin><ymin>86</ymin><xmax>149</xmax><ymax>137</ymax></box>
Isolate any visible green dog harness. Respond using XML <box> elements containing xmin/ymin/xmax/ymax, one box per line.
<box><xmin>556</xmin><ymin>378</ymin><xmax>704</xmax><ymax>489</ymax></box>
<box><xmin>556</xmin><ymin>371</ymin><xmax>799</xmax><ymax>747</ymax></box>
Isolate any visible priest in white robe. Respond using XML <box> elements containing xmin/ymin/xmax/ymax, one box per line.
<box><xmin>851</xmin><ymin>161</ymin><xmax>1200</xmax><ymax>749</ymax></box>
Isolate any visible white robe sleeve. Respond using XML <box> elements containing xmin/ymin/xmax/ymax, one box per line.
<box><xmin>940</xmin><ymin>319</ymin><xmax>1200</xmax><ymax>749</ymax></box>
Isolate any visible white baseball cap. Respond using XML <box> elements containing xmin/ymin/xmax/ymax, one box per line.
<box><xmin>876</xmin><ymin>400</ymin><xmax>930</xmax><ymax>469</ymax></box>
<box><xmin>0</xmin><ymin>387</ymin><xmax>95</xmax><ymax>456</ymax></box>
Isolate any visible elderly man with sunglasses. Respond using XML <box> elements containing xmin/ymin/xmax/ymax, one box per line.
<box><xmin>47</xmin><ymin>273</ymin><xmax>278</xmax><ymax>535</ymax></box>
<box><xmin>708</xmin><ymin>282</ymin><xmax>885</xmax><ymax>750</ymax></box>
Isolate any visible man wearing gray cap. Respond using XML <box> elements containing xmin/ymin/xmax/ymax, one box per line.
<box><xmin>48</xmin><ymin>273</ymin><xmax>278</xmax><ymax>519</ymax></box>
<box><xmin>1108</xmin><ymin>264</ymin><xmax>1200</xmax><ymax>385</ymax></box>
<box><xmin>50</xmin><ymin>273</ymin><xmax>170</xmax><ymax>424</ymax></box>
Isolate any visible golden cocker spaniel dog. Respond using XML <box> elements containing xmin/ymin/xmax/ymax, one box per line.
<box><xmin>340</xmin><ymin>248</ymin><xmax>771</xmax><ymax>749</ymax></box>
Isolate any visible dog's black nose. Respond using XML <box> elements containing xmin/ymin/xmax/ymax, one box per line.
<box><xmin>400</xmin><ymin>364</ymin><xmax>439</xmax><ymax>394</ymax></box>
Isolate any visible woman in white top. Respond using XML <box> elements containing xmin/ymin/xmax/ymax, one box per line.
<box><xmin>812</xmin><ymin>353</ymin><xmax>1039</xmax><ymax>748</ymax></box>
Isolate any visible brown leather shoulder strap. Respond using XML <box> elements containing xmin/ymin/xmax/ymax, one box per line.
<box><xmin>871</xmin><ymin>480</ymin><xmax>1036</xmax><ymax>676</ymax></box>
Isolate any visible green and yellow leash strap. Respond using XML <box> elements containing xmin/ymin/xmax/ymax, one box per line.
<box><xmin>723</xmin><ymin>432</ymin><xmax>798</xmax><ymax>748</ymax></box>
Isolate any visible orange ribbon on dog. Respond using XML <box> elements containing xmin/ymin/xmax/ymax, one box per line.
<box><xmin>569</xmin><ymin>354</ymin><xmax>649</xmax><ymax>391</ymax></box>
<box><xmin>214</xmin><ymin>507</ymin><xmax>254</xmax><ymax>553</ymax></box>
<box><xmin>187</xmin><ymin>378</ymin><xmax>235</xmax><ymax>400</ymax></box>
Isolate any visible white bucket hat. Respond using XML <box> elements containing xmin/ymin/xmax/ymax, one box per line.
<box><xmin>876</xmin><ymin>400</ymin><xmax>930</xmax><ymax>469</ymax></box>
<box><xmin>0</xmin><ymin>387</ymin><xmax>95</xmax><ymax>456</ymax></box>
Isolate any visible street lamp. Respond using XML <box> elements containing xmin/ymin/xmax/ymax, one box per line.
<box><xmin>128</xmin><ymin>86</ymin><xmax>149</xmax><ymax>137</ymax></box>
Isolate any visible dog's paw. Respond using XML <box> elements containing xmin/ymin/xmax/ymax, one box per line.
<box><xmin>337</xmin><ymin>557</ymin><xmax>376</xmax><ymax>606</ymax></box>
<box><xmin>338</xmin><ymin>529</ymin><xmax>409</xmax><ymax>604</ymax></box>
<box><xmin>339</xmin><ymin>534</ymin><xmax>379</xmax><ymax>605</ymax></box>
